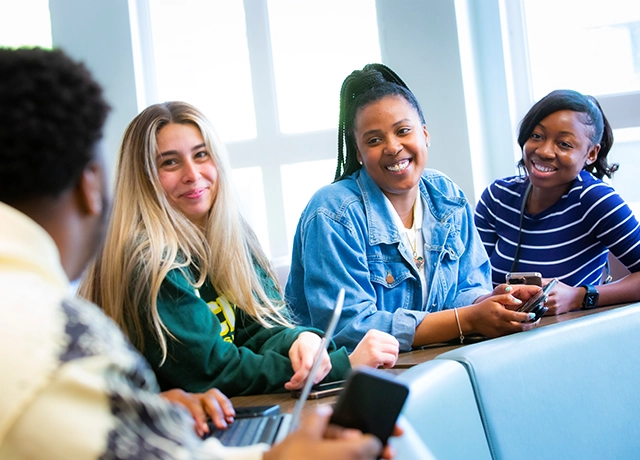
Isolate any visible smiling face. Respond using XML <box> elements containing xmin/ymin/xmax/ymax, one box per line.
<box><xmin>523</xmin><ymin>110</ymin><xmax>599</xmax><ymax>201</ymax></box>
<box><xmin>353</xmin><ymin>95</ymin><xmax>429</xmax><ymax>208</ymax></box>
<box><xmin>155</xmin><ymin>122</ymin><xmax>218</xmax><ymax>227</ymax></box>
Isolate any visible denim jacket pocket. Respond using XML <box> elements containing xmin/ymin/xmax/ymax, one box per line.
<box><xmin>368</xmin><ymin>256</ymin><xmax>416</xmax><ymax>311</ymax></box>
<box><xmin>369</xmin><ymin>259</ymin><xmax>413</xmax><ymax>287</ymax></box>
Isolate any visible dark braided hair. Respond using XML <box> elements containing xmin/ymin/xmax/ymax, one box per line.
<box><xmin>0</xmin><ymin>47</ymin><xmax>110</xmax><ymax>204</ymax></box>
<box><xmin>517</xmin><ymin>89</ymin><xmax>617</xmax><ymax>180</ymax></box>
<box><xmin>335</xmin><ymin>63</ymin><xmax>425</xmax><ymax>182</ymax></box>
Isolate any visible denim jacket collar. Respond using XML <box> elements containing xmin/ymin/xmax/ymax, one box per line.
<box><xmin>355</xmin><ymin>168</ymin><xmax>467</xmax><ymax>247</ymax></box>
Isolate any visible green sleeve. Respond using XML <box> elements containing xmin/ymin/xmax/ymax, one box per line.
<box><xmin>143</xmin><ymin>269</ymin><xmax>350</xmax><ymax>397</ymax></box>
<box><xmin>237</xmin><ymin>265</ymin><xmax>351</xmax><ymax>383</ymax></box>
<box><xmin>235</xmin><ymin>311</ymin><xmax>352</xmax><ymax>384</ymax></box>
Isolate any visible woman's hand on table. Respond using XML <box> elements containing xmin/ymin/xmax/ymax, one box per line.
<box><xmin>348</xmin><ymin>329</ymin><xmax>399</xmax><ymax>369</ymax></box>
<box><xmin>286</xmin><ymin>331</ymin><xmax>332</xmax><ymax>390</ymax></box>
<box><xmin>541</xmin><ymin>279</ymin><xmax>583</xmax><ymax>315</ymax></box>
<box><xmin>160</xmin><ymin>387</ymin><xmax>235</xmax><ymax>437</ymax></box>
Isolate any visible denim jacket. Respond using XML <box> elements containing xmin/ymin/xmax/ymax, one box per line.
<box><xmin>285</xmin><ymin>168</ymin><xmax>492</xmax><ymax>351</ymax></box>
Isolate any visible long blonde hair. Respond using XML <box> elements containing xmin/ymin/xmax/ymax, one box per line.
<box><xmin>79</xmin><ymin>101</ymin><xmax>291</xmax><ymax>363</ymax></box>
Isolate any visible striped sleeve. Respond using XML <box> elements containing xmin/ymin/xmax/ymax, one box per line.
<box><xmin>581</xmin><ymin>181</ymin><xmax>640</xmax><ymax>272</ymax></box>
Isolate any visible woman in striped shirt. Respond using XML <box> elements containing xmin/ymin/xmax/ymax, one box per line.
<box><xmin>475</xmin><ymin>89</ymin><xmax>640</xmax><ymax>315</ymax></box>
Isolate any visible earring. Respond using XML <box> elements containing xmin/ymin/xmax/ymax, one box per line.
<box><xmin>427</xmin><ymin>142</ymin><xmax>431</xmax><ymax>147</ymax></box>
<box><xmin>358</xmin><ymin>160</ymin><xmax>363</xmax><ymax>165</ymax></box>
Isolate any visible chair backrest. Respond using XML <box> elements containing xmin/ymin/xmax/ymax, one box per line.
<box><xmin>391</xmin><ymin>360</ymin><xmax>492</xmax><ymax>460</ymax></box>
<box><xmin>438</xmin><ymin>304</ymin><xmax>640</xmax><ymax>460</ymax></box>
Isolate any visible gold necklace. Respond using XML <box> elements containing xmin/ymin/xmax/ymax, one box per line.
<box><xmin>407</xmin><ymin>203</ymin><xmax>424</xmax><ymax>270</ymax></box>
<box><xmin>408</xmin><ymin>229</ymin><xmax>424</xmax><ymax>270</ymax></box>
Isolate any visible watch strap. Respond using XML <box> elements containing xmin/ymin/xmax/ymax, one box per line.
<box><xmin>580</xmin><ymin>284</ymin><xmax>599</xmax><ymax>309</ymax></box>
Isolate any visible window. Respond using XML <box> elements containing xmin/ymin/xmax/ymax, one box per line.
<box><xmin>267</xmin><ymin>0</ymin><xmax>381</xmax><ymax>133</ymax></box>
<box><xmin>281</xmin><ymin>159</ymin><xmax>336</xmax><ymax>245</ymax></box>
<box><xmin>609</xmin><ymin>127</ymin><xmax>640</xmax><ymax>216</ymax></box>
<box><xmin>232</xmin><ymin>167</ymin><xmax>270</xmax><ymax>256</ymax></box>
<box><xmin>503</xmin><ymin>0</ymin><xmax>640</xmax><ymax>213</ymax></box>
<box><xmin>137</xmin><ymin>0</ymin><xmax>382</xmax><ymax>266</ymax></box>
<box><xmin>147</xmin><ymin>0</ymin><xmax>256</xmax><ymax>142</ymax></box>
<box><xmin>0</xmin><ymin>0</ymin><xmax>51</xmax><ymax>48</ymax></box>
<box><xmin>522</xmin><ymin>0</ymin><xmax>640</xmax><ymax>99</ymax></box>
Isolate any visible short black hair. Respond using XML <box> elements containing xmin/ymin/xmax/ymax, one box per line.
<box><xmin>335</xmin><ymin>63</ymin><xmax>425</xmax><ymax>182</ymax></box>
<box><xmin>0</xmin><ymin>47</ymin><xmax>110</xmax><ymax>204</ymax></box>
<box><xmin>517</xmin><ymin>89</ymin><xmax>616</xmax><ymax>179</ymax></box>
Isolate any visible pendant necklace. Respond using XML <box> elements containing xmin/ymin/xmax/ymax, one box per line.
<box><xmin>408</xmin><ymin>230</ymin><xmax>424</xmax><ymax>270</ymax></box>
<box><xmin>407</xmin><ymin>203</ymin><xmax>424</xmax><ymax>270</ymax></box>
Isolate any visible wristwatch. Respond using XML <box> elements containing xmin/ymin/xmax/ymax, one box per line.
<box><xmin>580</xmin><ymin>284</ymin><xmax>599</xmax><ymax>309</ymax></box>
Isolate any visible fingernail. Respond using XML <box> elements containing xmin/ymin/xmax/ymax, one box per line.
<box><xmin>528</xmin><ymin>312</ymin><xmax>536</xmax><ymax>320</ymax></box>
<box><xmin>513</xmin><ymin>297</ymin><xmax>522</xmax><ymax>303</ymax></box>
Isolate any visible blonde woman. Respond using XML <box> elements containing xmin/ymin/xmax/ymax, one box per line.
<box><xmin>80</xmin><ymin>101</ymin><xmax>398</xmax><ymax>397</ymax></box>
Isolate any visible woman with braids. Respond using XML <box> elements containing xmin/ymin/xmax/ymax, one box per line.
<box><xmin>475</xmin><ymin>89</ymin><xmax>640</xmax><ymax>315</ymax></box>
<box><xmin>285</xmin><ymin>64</ymin><xmax>539</xmax><ymax>352</ymax></box>
<box><xmin>79</xmin><ymin>101</ymin><xmax>398</xmax><ymax>397</ymax></box>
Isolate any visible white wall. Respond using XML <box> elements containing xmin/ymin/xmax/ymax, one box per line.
<box><xmin>49</xmin><ymin>0</ymin><xmax>139</xmax><ymax>184</ymax></box>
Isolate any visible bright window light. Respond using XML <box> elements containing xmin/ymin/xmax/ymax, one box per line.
<box><xmin>523</xmin><ymin>0</ymin><xmax>640</xmax><ymax>98</ymax></box>
<box><xmin>232</xmin><ymin>166</ymin><xmax>270</xmax><ymax>257</ymax></box>
<box><xmin>281</xmin><ymin>159</ymin><xmax>337</xmax><ymax>247</ymax></box>
<box><xmin>148</xmin><ymin>0</ymin><xmax>256</xmax><ymax>142</ymax></box>
<box><xmin>267</xmin><ymin>0</ymin><xmax>381</xmax><ymax>134</ymax></box>
<box><xmin>0</xmin><ymin>0</ymin><xmax>51</xmax><ymax>48</ymax></box>
<box><xmin>609</xmin><ymin>127</ymin><xmax>640</xmax><ymax>215</ymax></box>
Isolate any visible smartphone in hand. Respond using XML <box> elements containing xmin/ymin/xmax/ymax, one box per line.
<box><xmin>506</xmin><ymin>271</ymin><xmax>542</xmax><ymax>286</ymax></box>
<box><xmin>329</xmin><ymin>367</ymin><xmax>409</xmax><ymax>446</ymax></box>
<box><xmin>516</xmin><ymin>278</ymin><xmax>558</xmax><ymax>322</ymax></box>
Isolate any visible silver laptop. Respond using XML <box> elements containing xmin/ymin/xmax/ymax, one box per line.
<box><xmin>206</xmin><ymin>288</ymin><xmax>345</xmax><ymax>447</ymax></box>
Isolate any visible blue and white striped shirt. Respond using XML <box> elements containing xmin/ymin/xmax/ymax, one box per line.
<box><xmin>475</xmin><ymin>170</ymin><xmax>640</xmax><ymax>287</ymax></box>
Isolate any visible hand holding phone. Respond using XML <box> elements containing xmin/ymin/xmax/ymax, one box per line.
<box><xmin>516</xmin><ymin>278</ymin><xmax>558</xmax><ymax>322</ymax></box>
<box><xmin>329</xmin><ymin>367</ymin><xmax>408</xmax><ymax>446</ymax></box>
<box><xmin>506</xmin><ymin>271</ymin><xmax>542</xmax><ymax>286</ymax></box>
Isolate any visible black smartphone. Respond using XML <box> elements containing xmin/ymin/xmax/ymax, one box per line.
<box><xmin>291</xmin><ymin>380</ymin><xmax>345</xmax><ymax>399</ymax></box>
<box><xmin>506</xmin><ymin>271</ymin><xmax>543</xmax><ymax>286</ymax></box>
<box><xmin>517</xmin><ymin>278</ymin><xmax>557</xmax><ymax>322</ymax></box>
<box><xmin>329</xmin><ymin>367</ymin><xmax>409</xmax><ymax>446</ymax></box>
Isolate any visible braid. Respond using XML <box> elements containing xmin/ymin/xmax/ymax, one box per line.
<box><xmin>334</xmin><ymin>63</ymin><xmax>422</xmax><ymax>182</ymax></box>
<box><xmin>364</xmin><ymin>63</ymin><xmax>408</xmax><ymax>88</ymax></box>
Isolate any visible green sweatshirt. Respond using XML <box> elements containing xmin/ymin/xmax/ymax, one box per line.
<box><xmin>142</xmin><ymin>266</ymin><xmax>351</xmax><ymax>396</ymax></box>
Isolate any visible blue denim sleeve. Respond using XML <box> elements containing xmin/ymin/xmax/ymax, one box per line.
<box><xmin>287</xmin><ymin>206</ymin><xmax>427</xmax><ymax>352</ymax></box>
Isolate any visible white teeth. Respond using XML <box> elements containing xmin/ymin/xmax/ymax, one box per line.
<box><xmin>534</xmin><ymin>162</ymin><xmax>555</xmax><ymax>173</ymax></box>
<box><xmin>387</xmin><ymin>159</ymin><xmax>410</xmax><ymax>172</ymax></box>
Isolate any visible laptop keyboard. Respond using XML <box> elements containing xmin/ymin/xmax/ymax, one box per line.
<box><xmin>208</xmin><ymin>415</ymin><xmax>282</xmax><ymax>447</ymax></box>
